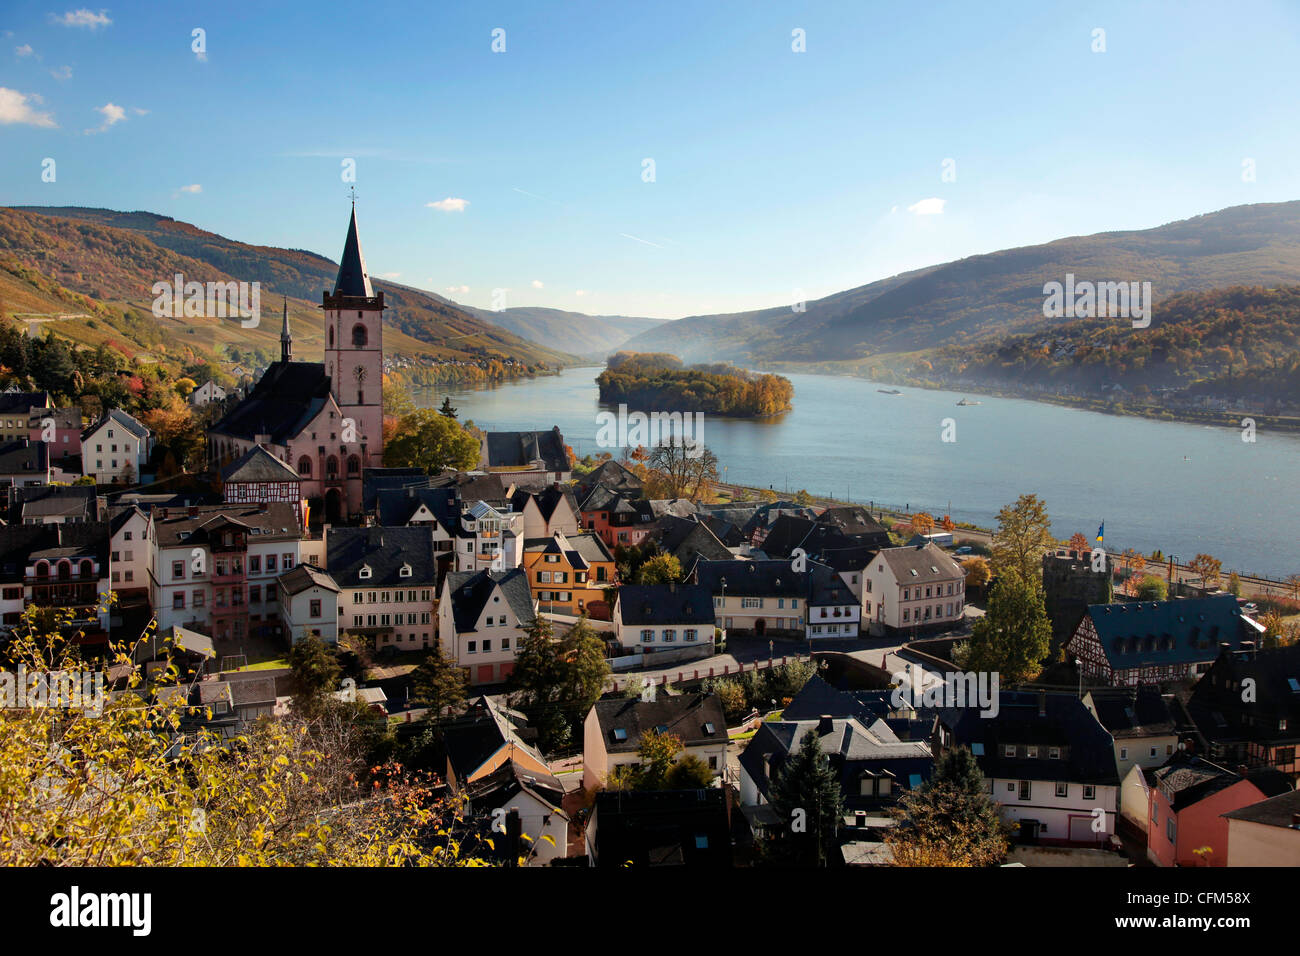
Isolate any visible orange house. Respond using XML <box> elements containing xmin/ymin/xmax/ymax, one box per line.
<box><xmin>522</xmin><ymin>530</ymin><xmax>616</xmax><ymax>616</ymax></box>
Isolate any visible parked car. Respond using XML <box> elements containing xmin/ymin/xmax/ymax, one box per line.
<box><xmin>955</xmin><ymin>545</ymin><xmax>973</xmax><ymax>555</ymax></box>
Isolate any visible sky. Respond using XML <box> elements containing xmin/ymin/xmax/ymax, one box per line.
<box><xmin>3</xmin><ymin>0</ymin><xmax>1300</xmax><ymax>320</ymax></box>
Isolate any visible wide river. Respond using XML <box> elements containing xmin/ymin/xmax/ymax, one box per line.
<box><xmin>419</xmin><ymin>368</ymin><xmax>1300</xmax><ymax>578</ymax></box>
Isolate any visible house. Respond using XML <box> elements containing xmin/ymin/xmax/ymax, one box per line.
<box><xmin>690</xmin><ymin>559</ymin><xmax>810</xmax><ymax>638</ymax></box>
<box><xmin>209</xmin><ymin>210</ymin><xmax>386</xmax><ymax>523</ymax></box>
<box><xmin>510</xmin><ymin>484</ymin><xmax>580</xmax><ymax>539</ymax></box>
<box><xmin>575</xmin><ymin>458</ymin><xmax>642</xmax><ymax>502</ymax></box>
<box><xmin>0</xmin><ymin>439</ymin><xmax>50</xmax><ymax>491</ymax></box>
<box><xmin>1222</xmin><ymin>788</ymin><xmax>1300</xmax><ymax>866</ymax></box>
<box><xmin>464</xmin><ymin>760</ymin><xmax>571</xmax><ymax>866</ymax></box>
<box><xmin>652</xmin><ymin>514</ymin><xmax>733</xmax><ymax>567</ymax></box>
<box><xmin>936</xmin><ymin>691</ymin><xmax>1121</xmax><ymax>846</ymax></box>
<box><xmin>221</xmin><ymin>444</ymin><xmax>308</xmax><ymax>529</ymax></box>
<box><xmin>82</xmin><ymin>409</ymin><xmax>151</xmax><ymax>484</ymax></box>
<box><xmin>148</xmin><ymin>503</ymin><xmax>304</xmax><ymax>642</ymax></box>
<box><xmin>133</xmin><ymin>623</ymin><xmax>217</xmax><ymax>681</ymax></box>
<box><xmin>521</xmin><ymin>530</ymin><xmax>615</xmax><ymax>616</ymax></box>
<box><xmin>108</xmin><ymin>504</ymin><xmax>149</xmax><ymax>597</ymax></box>
<box><xmin>189</xmin><ymin>380</ymin><xmax>227</xmax><ymax>407</ymax></box>
<box><xmin>1083</xmin><ymin>687</ymin><xmax>1180</xmax><ymax>780</ymax></box>
<box><xmin>479</xmin><ymin>427</ymin><xmax>570</xmax><ymax>483</ymax></box>
<box><xmin>326</xmin><ymin>526</ymin><xmax>440</xmax><ymax>652</ymax></box>
<box><xmin>738</xmin><ymin>715</ymin><xmax>933</xmax><ymax>836</ymax></box>
<box><xmin>583</xmin><ymin>692</ymin><xmax>728</xmax><ymax>790</ymax></box>
<box><xmin>862</xmin><ymin>543</ymin><xmax>966</xmax><ymax>637</ymax></box>
<box><xmin>1065</xmin><ymin>594</ymin><xmax>1248</xmax><ymax>687</ymax></box>
<box><xmin>437</xmin><ymin>568</ymin><xmax>537</xmax><ymax>685</ymax></box>
<box><xmin>586</xmin><ymin>788</ymin><xmax>732</xmax><ymax>867</ymax></box>
<box><xmin>0</xmin><ymin>390</ymin><xmax>51</xmax><ymax>444</ymax></box>
<box><xmin>441</xmin><ymin>695</ymin><xmax>551</xmax><ymax>790</ymax></box>
<box><xmin>278</xmin><ymin>564</ymin><xmax>341</xmax><ymax>645</ymax></box>
<box><xmin>12</xmin><ymin>485</ymin><xmax>99</xmax><ymax>525</ymax></box>
<box><xmin>579</xmin><ymin>484</ymin><xmax>655</xmax><ymax>549</ymax></box>
<box><xmin>228</xmin><ymin>675</ymin><xmax>278</xmax><ymax>727</ymax></box>
<box><xmin>1185</xmin><ymin>643</ymin><xmax>1300</xmax><ymax>781</ymax></box>
<box><xmin>27</xmin><ymin>405</ymin><xmax>82</xmax><ymax>456</ymax></box>
<box><xmin>456</xmin><ymin>500</ymin><xmax>525</xmax><ymax>572</ymax></box>
<box><xmin>0</xmin><ymin>521</ymin><xmax>112</xmax><ymax>645</ymax></box>
<box><xmin>612</xmin><ymin>582</ymin><xmax>714</xmax><ymax>656</ymax></box>
<box><xmin>806</xmin><ymin>561</ymin><xmax>861</xmax><ymax>640</ymax></box>
<box><xmin>1144</xmin><ymin>753</ymin><xmax>1291</xmax><ymax>866</ymax></box>
<box><xmin>372</xmin><ymin>484</ymin><xmax>459</xmax><ymax>535</ymax></box>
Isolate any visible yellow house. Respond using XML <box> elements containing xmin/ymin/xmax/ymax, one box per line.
<box><xmin>522</xmin><ymin>530</ymin><xmax>616</xmax><ymax>617</ymax></box>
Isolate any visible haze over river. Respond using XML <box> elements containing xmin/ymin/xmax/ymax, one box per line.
<box><xmin>420</xmin><ymin>368</ymin><xmax>1300</xmax><ymax>578</ymax></box>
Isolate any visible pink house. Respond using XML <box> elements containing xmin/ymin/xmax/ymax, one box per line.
<box><xmin>1146</xmin><ymin>754</ymin><xmax>1292</xmax><ymax>867</ymax></box>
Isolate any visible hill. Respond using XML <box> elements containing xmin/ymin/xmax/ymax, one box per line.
<box><xmin>1</xmin><ymin>206</ymin><xmax>577</xmax><ymax>383</ymax></box>
<box><xmin>619</xmin><ymin>201</ymin><xmax>1300</xmax><ymax>369</ymax></box>
<box><xmin>460</xmin><ymin>305</ymin><xmax>665</xmax><ymax>358</ymax></box>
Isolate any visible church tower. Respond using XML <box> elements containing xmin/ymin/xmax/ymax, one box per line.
<box><xmin>322</xmin><ymin>204</ymin><xmax>385</xmax><ymax>468</ymax></box>
<box><xmin>280</xmin><ymin>297</ymin><xmax>292</xmax><ymax>362</ymax></box>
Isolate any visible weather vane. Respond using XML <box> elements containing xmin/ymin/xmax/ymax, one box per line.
<box><xmin>348</xmin><ymin>185</ymin><xmax>356</xmax><ymax>207</ymax></box>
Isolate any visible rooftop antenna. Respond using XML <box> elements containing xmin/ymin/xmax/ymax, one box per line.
<box><xmin>348</xmin><ymin>185</ymin><xmax>357</xmax><ymax>208</ymax></box>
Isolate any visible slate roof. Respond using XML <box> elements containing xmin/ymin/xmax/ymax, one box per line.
<box><xmin>873</xmin><ymin>542</ymin><xmax>965</xmax><ymax>582</ymax></box>
<box><xmin>13</xmin><ymin>485</ymin><xmax>98</xmax><ymax>522</ymax></box>
<box><xmin>1187</xmin><ymin>644</ymin><xmax>1300</xmax><ymax>747</ymax></box>
<box><xmin>278</xmin><ymin>563</ymin><xmax>340</xmax><ymax>596</ymax></box>
<box><xmin>150</xmin><ymin>503</ymin><xmax>301</xmax><ymax>548</ymax></box>
<box><xmin>523</xmin><ymin>530</ymin><xmax>613</xmax><ymax>569</ymax></box>
<box><xmin>739</xmin><ymin>716</ymin><xmax>933</xmax><ymax>809</ymax></box>
<box><xmin>591</xmin><ymin>693</ymin><xmax>726</xmax><ymax>753</ymax></box>
<box><xmin>0</xmin><ymin>439</ymin><xmax>47</xmax><ymax>475</ymax></box>
<box><xmin>0</xmin><ymin>521</ymin><xmax>111</xmax><ymax>583</ymax></box>
<box><xmin>938</xmin><ymin>691</ymin><xmax>1119</xmax><ymax>785</ymax></box>
<box><xmin>1086</xmin><ymin>687</ymin><xmax>1177</xmax><ymax>738</ymax></box>
<box><xmin>1081</xmin><ymin>595</ymin><xmax>1247</xmax><ymax>670</ymax></box>
<box><xmin>210</xmin><ymin>361</ymin><xmax>332</xmax><ymax>445</ymax></box>
<box><xmin>362</xmin><ymin>467</ymin><xmax>431</xmax><ymax>510</ymax></box>
<box><xmin>654</xmin><ymin>514</ymin><xmax>732</xmax><ymax>565</ymax></box>
<box><xmin>443</xmin><ymin>697</ymin><xmax>548</xmax><ymax>780</ymax></box>
<box><xmin>511</xmin><ymin>484</ymin><xmax>579</xmax><ymax>524</ymax></box>
<box><xmin>1148</xmin><ymin>752</ymin><xmax>1289</xmax><ymax>811</ymax></box>
<box><xmin>0</xmin><ymin>391</ymin><xmax>50</xmax><ymax>415</ymax></box>
<box><xmin>221</xmin><ymin>444</ymin><xmax>300</xmax><ymax>483</ymax></box>
<box><xmin>758</xmin><ymin>515</ymin><xmax>817</xmax><ymax>559</ymax></box>
<box><xmin>780</xmin><ymin>674</ymin><xmax>897</xmax><ymax>723</ymax></box>
<box><xmin>616</xmin><ymin>583</ymin><xmax>714</xmax><ymax>627</ymax></box>
<box><xmin>85</xmin><ymin>408</ymin><xmax>149</xmax><ymax>442</ymax></box>
<box><xmin>27</xmin><ymin>405</ymin><xmax>81</xmax><ymax>430</ymax></box>
<box><xmin>373</xmin><ymin>486</ymin><xmax>459</xmax><ymax>531</ymax></box>
<box><xmin>326</xmin><ymin>526</ymin><xmax>439</xmax><ymax>588</ymax></box>
<box><xmin>483</xmin><ymin>427</ymin><xmax>567</xmax><ymax>472</ymax></box>
<box><xmin>576</xmin><ymin>459</ymin><xmax>643</xmax><ymax>499</ymax></box>
<box><xmin>428</xmin><ymin>470</ymin><xmax>511</xmax><ymax>506</ymax></box>
<box><xmin>817</xmin><ymin>505</ymin><xmax>892</xmax><ymax>542</ymax></box>
<box><xmin>333</xmin><ymin>206</ymin><xmax>374</xmax><ymax>298</ymax></box>
<box><xmin>689</xmin><ymin>558</ymin><xmax>810</xmax><ymax>598</ymax></box>
<box><xmin>465</xmin><ymin>759</ymin><xmax>566</xmax><ymax>813</ymax></box>
<box><xmin>229</xmin><ymin>676</ymin><xmax>278</xmax><ymax>707</ymax></box>
<box><xmin>589</xmin><ymin>788</ymin><xmax>732</xmax><ymax>867</ymax></box>
<box><xmin>442</xmin><ymin>568</ymin><xmax>536</xmax><ymax>634</ymax></box>
<box><xmin>1221</xmin><ymin>788</ymin><xmax>1300</xmax><ymax>829</ymax></box>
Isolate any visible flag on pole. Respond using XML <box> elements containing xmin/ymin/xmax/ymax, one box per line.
<box><xmin>1095</xmin><ymin>521</ymin><xmax>1104</xmax><ymax>543</ymax></box>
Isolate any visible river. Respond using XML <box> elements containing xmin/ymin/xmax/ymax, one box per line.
<box><xmin>416</xmin><ymin>368</ymin><xmax>1300</xmax><ymax>578</ymax></box>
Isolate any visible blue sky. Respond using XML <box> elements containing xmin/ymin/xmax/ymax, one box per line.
<box><xmin>3</xmin><ymin>0</ymin><xmax>1300</xmax><ymax>319</ymax></box>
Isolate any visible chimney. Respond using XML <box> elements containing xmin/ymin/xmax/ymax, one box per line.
<box><xmin>188</xmin><ymin>506</ymin><xmax>199</xmax><ymax>517</ymax></box>
<box><xmin>1038</xmin><ymin>692</ymin><xmax>1047</xmax><ymax>717</ymax></box>
<box><xmin>817</xmin><ymin>715</ymin><xmax>833</xmax><ymax>736</ymax></box>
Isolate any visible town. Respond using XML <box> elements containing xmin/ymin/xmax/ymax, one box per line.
<box><xmin>2</xmin><ymin>208</ymin><xmax>1297</xmax><ymax>870</ymax></box>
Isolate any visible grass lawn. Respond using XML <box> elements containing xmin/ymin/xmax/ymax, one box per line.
<box><xmin>231</xmin><ymin>657</ymin><xmax>288</xmax><ymax>672</ymax></box>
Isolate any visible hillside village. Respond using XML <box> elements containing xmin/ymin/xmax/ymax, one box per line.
<box><xmin>2</xmin><ymin>210</ymin><xmax>1298</xmax><ymax>869</ymax></box>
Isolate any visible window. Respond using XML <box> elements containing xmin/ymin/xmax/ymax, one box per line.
<box><xmin>249</xmin><ymin>585</ymin><xmax>261</xmax><ymax>603</ymax></box>
<box><xmin>249</xmin><ymin>555</ymin><xmax>261</xmax><ymax>574</ymax></box>
<box><xmin>1018</xmin><ymin>780</ymin><xmax>1031</xmax><ymax>801</ymax></box>
<box><xmin>685</xmin><ymin>629</ymin><xmax>697</xmax><ymax>642</ymax></box>
<box><xmin>1004</xmin><ymin>744</ymin><xmax>1016</xmax><ymax>758</ymax></box>
<box><xmin>1026</xmin><ymin>746</ymin><xmax>1037</xmax><ymax>758</ymax></box>
<box><xmin>1083</xmin><ymin>785</ymin><xmax>1095</xmax><ymax>800</ymax></box>
<box><xmin>1166</xmin><ymin>817</ymin><xmax>1176</xmax><ymax>843</ymax></box>
<box><xmin>192</xmin><ymin>590</ymin><xmax>204</xmax><ymax>607</ymax></box>
<box><xmin>172</xmin><ymin>561</ymin><xmax>185</xmax><ymax>580</ymax></box>
<box><xmin>467</xmin><ymin>641</ymin><xmax>476</xmax><ymax>654</ymax></box>
<box><xmin>741</xmin><ymin>597</ymin><xmax>762</xmax><ymax>608</ymax></box>
<box><xmin>310</xmin><ymin>599</ymin><xmax>322</xmax><ymax>618</ymax></box>
<box><xmin>1055</xmin><ymin>782</ymin><xmax>1068</xmax><ymax>798</ymax></box>
<box><xmin>641</xmin><ymin>629</ymin><xmax>654</xmax><ymax>642</ymax></box>
<box><xmin>1119</xmin><ymin>747</ymin><xmax>1129</xmax><ymax>760</ymax></box>
<box><xmin>1048</xmin><ymin>747</ymin><xmax>1061</xmax><ymax>759</ymax></box>
<box><xmin>172</xmin><ymin>593</ymin><xmax>185</xmax><ymax>610</ymax></box>
<box><xmin>663</xmin><ymin>629</ymin><xmax>675</xmax><ymax>643</ymax></box>
<box><xmin>297</xmin><ymin>456</ymin><xmax>312</xmax><ymax>477</ymax></box>
<box><xmin>266</xmin><ymin>554</ymin><xmax>278</xmax><ymax>572</ymax></box>
<box><xmin>352</xmin><ymin>324</ymin><xmax>367</xmax><ymax>347</ymax></box>
<box><xmin>482</xmin><ymin>640</ymin><xmax>491</xmax><ymax>652</ymax></box>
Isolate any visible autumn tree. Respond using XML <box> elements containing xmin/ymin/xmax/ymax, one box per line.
<box><xmin>967</xmin><ymin>572</ymin><xmax>1053</xmax><ymax>684</ymax></box>
<box><xmin>990</xmin><ymin>493</ymin><xmax>1055</xmax><ymax>584</ymax></box>
<box><xmin>1068</xmin><ymin>532</ymin><xmax>1090</xmax><ymax>554</ymax></box>
<box><xmin>910</xmin><ymin>512</ymin><xmax>935</xmax><ymax>536</ymax></box>
<box><xmin>940</xmin><ymin>515</ymin><xmax>955</xmax><ymax>533</ymax></box>
<box><xmin>635</xmin><ymin>552</ymin><xmax>682</xmax><ymax>585</ymax></box>
<box><xmin>647</xmin><ymin>441</ymin><xmax>719</xmax><ymax>501</ymax></box>
<box><xmin>607</xmin><ymin>731</ymin><xmax>713</xmax><ymax>791</ymax></box>
<box><xmin>961</xmin><ymin>556</ymin><xmax>993</xmax><ymax>594</ymax></box>
<box><xmin>887</xmin><ymin>746</ymin><xmax>1011</xmax><ymax>867</ymax></box>
<box><xmin>1187</xmin><ymin>553</ymin><xmax>1223</xmax><ymax>590</ymax></box>
<box><xmin>384</xmin><ymin>408</ymin><xmax>480</xmax><ymax>474</ymax></box>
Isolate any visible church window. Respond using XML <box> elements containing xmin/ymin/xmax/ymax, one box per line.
<box><xmin>297</xmin><ymin>456</ymin><xmax>312</xmax><ymax>476</ymax></box>
<box><xmin>352</xmin><ymin>324</ymin><xmax>367</xmax><ymax>347</ymax></box>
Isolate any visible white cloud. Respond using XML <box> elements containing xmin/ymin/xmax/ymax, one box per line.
<box><xmin>131</xmin><ymin>106</ymin><xmax>148</xmax><ymax>116</ymax></box>
<box><xmin>177</xmin><ymin>184</ymin><xmax>202</xmax><ymax>194</ymax></box>
<box><xmin>49</xmin><ymin>65</ymin><xmax>72</xmax><ymax>80</ymax></box>
<box><xmin>0</xmin><ymin>88</ymin><xmax>56</xmax><ymax>127</ymax></box>
<box><xmin>85</xmin><ymin>101</ymin><xmax>125</xmax><ymax>134</ymax></box>
<box><xmin>575</xmin><ymin>289</ymin><xmax>589</xmax><ymax>297</ymax></box>
<box><xmin>445</xmin><ymin>284</ymin><xmax>470</xmax><ymax>294</ymax></box>
<box><xmin>907</xmin><ymin>197</ymin><xmax>946</xmax><ymax>216</ymax></box>
<box><xmin>15</xmin><ymin>44</ymin><xmax>34</xmax><ymax>57</ymax></box>
<box><xmin>531</xmin><ymin>279</ymin><xmax>544</xmax><ymax>289</ymax></box>
<box><xmin>426</xmin><ymin>197</ymin><xmax>468</xmax><ymax>212</ymax></box>
<box><xmin>51</xmin><ymin>9</ymin><xmax>112</xmax><ymax>29</ymax></box>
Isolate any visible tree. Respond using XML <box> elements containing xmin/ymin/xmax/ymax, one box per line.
<box><xmin>990</xmin><ymin>493</ymin><xmax>1055</xmax><ymax>585</ymax></box>
<box><xmin>411</xmin><ymin>641</ymin><xmax>468</xmax><ymax>719</ymax></box>
<box><xmin>910</xmin><ymin>512</ymin><xmax>935</xmax><ymax>536</ymax></box>
<box><xmin>1135</xmin><ymin>575</ymin><xmax>1168</xmax><ymax>600</ymax></box>
<box><xmin>665</xmin><ymin>753</ymin><xmax>715</xmax><ymax>789</ymax></box>
<box><xmin>961</xmin><ymin>556</ymin><xmax>992</xmax><ymax>593</ymax></box>
<box><xmin>438</xmin><ymin>395</ymin><xmax>458</xmax><ymax>419</ymax></box>
<box><xmin>792</xmin><ymin>489</ymin><xmax>814</xmax><ymax>506</ymax></box>
<box><xmin>1260</xmin><ymin>611</ymin><xmax>1286</xmax><ymax>649</ymax></box>
<box><xmin>764</xmin><ymin>729</ymin><xmax>845</xmax><ymax>867</ymax></box>
<box><xmin>966</xmin><ymin>572</ymin><xmax>1052</xmax><ymax>684</ymax></box>
<box><xmin>382</xmin><ymin>375</ymin><xmax>416</xmax><ymax>420</ymax></box>
<box><xmin>940</xmin><ymin>515</ymin><xmax>956</xmax><ymax>533</ymax></box>
<box><xmin>705</xmin><ymin>678</ymin><xmax>748</xmax><ymax>723</ymax></box>
<box><xmin>1068</xmin><ymin>532</ymin><xmax>1090</xmax><ymax>554</ymax></box>
<box><xmin>647</xmin><ymin>441</ymin><xmax>719</xmax><ymax>501</ymax></box>
<box><xmin>1187</xmin><ymin>553</ymin><xmax>1222</xmax><ymax>590</ymax></box>
<box><xmin>609</xmin><ymin>731</ymin><xmax>684</xmax><ymax>791</ymax></box>
<box><xmin>1227</xmin><ymin>572</ymin><xmax>1243</xmax><ymax>597</ymax></box>
<box><xmin>635</xmin><ymin>553</ymin><xmax>682</xmax><ymax>585</ymax></box>
<box><xmin>288</xmin><ymin>633</ymin><xmax>341</xmax><ymax>716</ymax></box>
<box><xmin>886</xmin><ymin>746</ymin><xmax>1011</xmax><ymax>867</ymax></box>
<box><xmin>508</xmin><ymin>616</ymin><xmax>610</xmax><ymax>752</ymax></box>
<box><xmin>1288</xmin><ymin>574</ymin><xmax>1300</xmax><ymax>600</ymax></box>
<box><xmin>384</xmin><ymin>408</ymin><xmax>480</xmax><ymax>474</ymax></box>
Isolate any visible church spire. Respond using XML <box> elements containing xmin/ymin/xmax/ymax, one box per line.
<box><xmin>333</xmin><ymin>204</ymin><xmax>374</xmax><ymax>298</ymax></box>
<box><xmin>280</xmin><ymin>297</ymin><xmax>292</xmax><ymax>362</ymax></box>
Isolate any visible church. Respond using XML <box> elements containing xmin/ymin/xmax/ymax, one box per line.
<box><xmin>208</xmin><ymin>206</ymin><xmax>385</xmax><ymax>523</ymax></box>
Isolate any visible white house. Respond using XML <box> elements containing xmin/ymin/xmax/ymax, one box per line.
<box><xmin>83</xmin><ymin>409</ymin><xmax>152</xmax><ymax>484</ymax></box>
<box><xmin>189</xmin><ymin>380</ymin><xmax>227</xmax><ymax>407</ymax></box>
<box><xmin>278</xmin><ymin>564</ymin><xmax>341</xmax><ymax>645</ymax></box>
<box><xmin>109</xmin><ymin>504</ymin><xmax>149</xmax><ymax>595</ymax></box>
<box><xmin>612</xmin><ymin>582</ymin><xmax>715</xmax><ymax>656</ymax></box>
<box><xmin>582</xmin><ymin>692</ymin><xmax>728</xmax><ymax>791</ymax></box>
<box><xmin>438</xmin><ymin>568</ymin><xmax>537</xmax><ymax>686</ymax></box>
<box><xmin>863</xmin><ymin>542</ymin><xmax>965</xmax><ymax>636</ymax></box>
<box><xmin>326</xmin><ymin>526</ymin><xmax>440</xmax><ymax>652</ymax></box>
<box><xmin>456</xmin><ymin>500</ymin><xmax>525</xmax><ymax>573</ymax></box>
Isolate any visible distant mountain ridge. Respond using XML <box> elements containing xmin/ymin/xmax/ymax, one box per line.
<box><xmin>615</xmin><ymin>201</ymin><xmax>1300</xmax><ymax>365</ymax></box>
<box><xmin>462</xmin><ymin>305</ymin><xmax>667</xmax><ymax>359</ymax></box>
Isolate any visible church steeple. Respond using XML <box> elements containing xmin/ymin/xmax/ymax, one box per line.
<box><xmin>280</xmin><ymin>297</ymin><xmax>292</xmax><ymax>363</ymax></box>
<box><xmin>333</xmin><ymin>203</ymin><xmax>374</xmax><ymax>298</ymax></box>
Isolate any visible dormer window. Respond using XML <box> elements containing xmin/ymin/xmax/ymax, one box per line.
<box><xmin>399</xmin><ymin>564</ymin><xmax>412</xmax><ymax>578</ymax></box>
<box><xmin>359</xmin><ymin>565</ymin><xmax>372</xmax><ymax>580</ymax></box>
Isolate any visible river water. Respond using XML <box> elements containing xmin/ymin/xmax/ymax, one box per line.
<box><xmin>418</xmin><ymin>368</ymin><xmax>1300</xmax><ymax>578</ymax></box>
